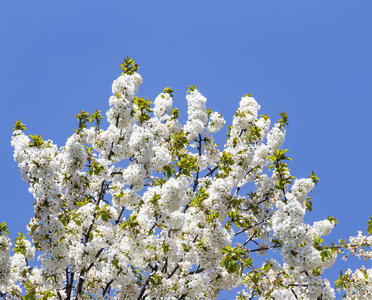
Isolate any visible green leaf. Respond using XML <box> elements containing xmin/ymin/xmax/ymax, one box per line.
<box><xmin>163</xmin><ymin>87</ymin><xmax>174</xmax><ymax>97</ymax></box>
<box><xmin>0</xmin><ymin>222</ymin><xmax>9</xmax><ymax>235</ymax></box>
<box><xmin>220</xmin><ymin>246</ymin><xmax>232</xmax><ymax>254</ymax></box>
<box><xmin>320</xmin><ymin>249</ymin><xmax>333</xmax><ymax>261</ymax></box>
<box><xmin>186</xmin><ymin>85</ymin><xmax>198</xmax><ymax>93</ymax></box>
<box><xmin>309</xmin><ymin>171</ymin><xmax>320</xmax><ymax>185</ymax></box>
<box><xmin>312</xmin><ymin>266</ymin><xmax>322</xmax><ymax>276</ymax></box>
<box><xmin>133</xmin><ymin>96</ymin><xmax>153</xmax><ymax>125</ymax></box>
<box><xmin>327</xmin><ymin>216</ymin><xmax>338</xmax><ymax>226</ymax></box>
<box><xmin>304</xmin><ymin>199</ymin><xmax>312</xmax><ymax>212</ymax></box>
<box><xmin>251</xmin><ymin>273</ymin><xmax>259</xmax><ymax>284</ymax></box>
<box><xmin>279</xmin><ymin>111</ymin><xmax>289</xmax><ymax>127</ymax></box>
<box><xmin>90</xmin><ymin>110</ymin><xmax>104</xmax><ymax>130</ymax></box>
<box><xmin>368</xmin><ymin>215</ymin><xmax>372</xmax><ymax>235</ymax></box>
<box><xmin>120</xmin><ymin>56</ymin><xmax>139</xmax><ymax>75</ymax></box>
<box><xmin>28</xmin><ymin>134</ymin><xmax>44</xmax><ymax>147</ymax></box>
<box><xmin>13</xmin><ymin>119</ymin><xmax>26</xmax><ymax>132</ymax></box>
<box><xmin>267</xmin><ymin>149</ymin><xmax>292</xmax><ymax>163</ymax></box>
<box><xmin>262</xmin><ymin>262</ymin><xmax>271</xmax><ymax>273</ymax></box>
<box><xmin>170</xmin><ymin>107</ymin><xmax>180</xmax><ymax>120</ymax></box>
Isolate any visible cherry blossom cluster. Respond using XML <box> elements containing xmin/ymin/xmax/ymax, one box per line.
<box><xmin>335</xmin><ymin>266</ymin><xmax>372</xmax><ymax>299</ymax></box>
<box><xmin>340</xmin><ymin>231</ymin><xmax>372</xmax><ymax>262</ymax></box>
<box><xmin>3</xmin><ymin>58</ymin><xmax>372</xmax><ymax>299</ymax></box>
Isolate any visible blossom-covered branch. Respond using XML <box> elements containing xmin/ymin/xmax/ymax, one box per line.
<box><xmin>2</xmin><ymin>58</ymin><xmax>371</xmax><ymax>299</ymax></box>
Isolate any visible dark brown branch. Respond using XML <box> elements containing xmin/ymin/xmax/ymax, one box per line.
<box><xmin>189</xmin><ymin>267</ymin><xmax>204</xmax><ymax>275</ymax></box>
<box><xmin>205</xmin><ymin>165</ymin><xmax>218</xmax><ymax>177</ymax></box>
<box><xmin>111</xmin><ymin>171</ymin><xmax>123</xmax><ymax>175</ymax></box>
<box><xmin>161</xmin><ymin>258</ymin><xmax>168</xmax><ymax>274</ymax></box>
<box><xmin>102</xmin><ymin>269</ymin><xmax>123</xmax><ymax>296</ymax></box>
<box><xmin>148</xmin><ymin>216</ymin><xmax>160</xmax><ymax>235</ymax></box>
<box><xmin>56</xmin><ymin>291</ymin><xmax>63</xmax><ymax>300</ymax></box>
<box><xmin>167</xmin><ymin>259</ymin><xmax>182</xmax><ymax>279</ymax></box>
<box><xmin>66</xmin><ymin>268</ymin><xmax>74</xmax><ymax>300</ymax></box>
<box><xmin>115</xmin><ymin>206</ymin><xmax>126</xmax><ymax>225</ymax></box>
<box><xmin>235</xmin><ymin>218</ymin><xmax>266</xmax><ymax>236</ymax></box>
<box><xmin>290</xmin><ymin>289</ymin><xmax>299</xmax><ymax>299</ymax></box>
<box><xmin>83</xmin><ymin>180</ymin><xmax>106</xmax><ymax>244</ymax></box>
<box><xmin>137</xmin><ymin>265</ymin><xmax>158</xmax><ymax>300</ymax></box>
<box><xmin>75</xmin><ymin>246</ymin><xmax>105</xmax><ymax>298</ymax></box>
<box><xmin>249</xmin><ymin>245</ymin><xmax>281</xmax><ymax>253</ymax></box>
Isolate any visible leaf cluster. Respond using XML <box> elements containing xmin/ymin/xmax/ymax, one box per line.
<box><xmin>74</xmin><ymin>110</ymin><xmax>104</xmax><ymax>133</ymax></box>
<box><xmin>13</xmin><ymin>119</ymin><xmax>27</xmax><ymax>132</ymax></box>
<box><xmin>120</xmin><ymin>56</ymin><xmax>139</xmax><ymax>75</ymax></box>
<box><xmin>132</xmin><ymin>96</ymin><xmax>153</xmax><ymax>125</ymax></box>
<box><xmin>220</xmin><ymin>246</ymin><xmax>252</xmax><ymax>274</ymax></box>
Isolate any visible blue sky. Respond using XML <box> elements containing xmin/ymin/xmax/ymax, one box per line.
<box><xmin>1</xmin><ymin>1</ymin><xmax>371</xmax><ymax>299</ymax></box>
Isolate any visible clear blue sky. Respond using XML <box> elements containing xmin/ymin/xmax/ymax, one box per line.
<box><xmin>1</xmin><ymin>1</ymin><xmax>371</xmax><ymax>299</ymax></box>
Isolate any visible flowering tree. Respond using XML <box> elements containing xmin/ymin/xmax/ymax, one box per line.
<box><xmin>2</xmin><ymin>58</ymin><xmax>372</xmax><ymax>299</ymax></box>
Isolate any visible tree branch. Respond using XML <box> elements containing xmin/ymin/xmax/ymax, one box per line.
<box><xmin>137</xmin><ymin>265</ymin><xmax>158</xmax><ymax>300</ymax></box>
